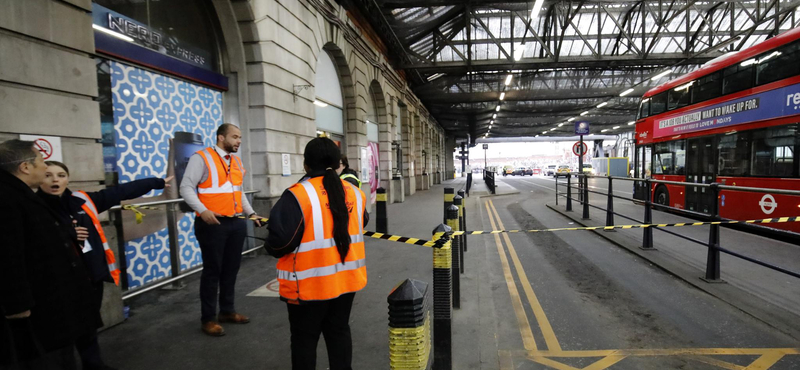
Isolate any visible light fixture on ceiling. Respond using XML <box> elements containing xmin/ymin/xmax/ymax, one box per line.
<box><xmin>627</xmin><ymin>121</ymin><xmax>635</xmax><ymax>125</ymax></box>
<box><xmin>601</xmin><ymin>129</ymin><xmax>609</xmax><ymax>132</ymax></box>
<box><xmin>567</xmin><ymin>117</ymin><xmax>575</xmax><ymax>122</ymax></box>
<box><xmin>93</xmin><ymin>24</ymin><xmax>134</xmax><ymax>42</ymax></box>
<box><xmin>619</xmin><ymin>88</ymin><xmax>635</xmax><ymax>97</ymax></box>
<box><xmin>612</xmin><ymin>126</ymin><xmax>620</xmax><ymax>130</ymax></box>
<box><xmin>580</xmin><ymin>111</ymin><xmax>589</xmax><ymax>116</ymax></box>
<box><xmin>313</xmin><ymin>100</ymin><xmax>328</xmax><ymax>107</ymax></box>
<box><xmin>542</xmin><ymin>130</ymin><xmax>548</xmax><ymax>134</ymax></box>
<box><xmin>558</xmin><ymin>123</ymin><xmax>564</xmax><ymax>127</ymax></box>
<box><xmin>650</xmin><ymin>70</ymin><xmax>672</xmax><ymax>81</ymax></box>
<box><xmin>496</xmin><ymin>105</ymin><xmax>501</xmax><ymax>111</ymax></box>
<box><xmin>427</xmin><ymin>73</ymin><xmax>445</xmax><ymax>81</ymax></box>
<box><xmin>490</xmin><ymin>120</ymin><xmax>494</xmax><ymax>124</ymax></box>
<box><xmin>550</xmin><ymin>128</ymin><xmax>557</xmax><ymax>131</ymax></box>
<box><xmin>597</xmin><ymin>102</ymin><xmax>608</xmax><ymax>108</ymax></box>
<box><xmin>492</xmin><ymin>113</ymin><xmax>497</xmax><ymax>119</ymax></box>
<box><xmin>499</xmin><ymin>92</ymin><xmax>506</xmax><ymax>100</ymax></box>
<box><xmin>504</xmin><ymin>74</ymin><xmax>513</xmax><ymax>85</ymax></box>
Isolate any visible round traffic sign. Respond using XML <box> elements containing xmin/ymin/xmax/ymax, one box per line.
<box><xmin>572</xmin><ymin>141</ymin><xmax>588</xmax><ymax>156</ymax></box>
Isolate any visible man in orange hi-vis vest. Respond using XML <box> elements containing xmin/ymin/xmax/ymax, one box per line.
<box><xmin>180</xmin><ymin>123</ymin><xmax>264</xmax><ymax>337</ymax></box>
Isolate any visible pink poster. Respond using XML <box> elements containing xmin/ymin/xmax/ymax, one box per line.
<box><xmin>367</xmin><ymin>142</ymin><xmax>379</xmax><ymax>204</ymax></box>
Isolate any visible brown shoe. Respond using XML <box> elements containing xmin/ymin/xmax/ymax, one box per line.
<box><xmin>218</xmin><ymin>312</ymin><xmax>250</xmax><ymax>324</ymax></box>
<box><xmin>202</xmin><ymin>321</ymin><xmax>225</xmax><ymax>336</ymax></box>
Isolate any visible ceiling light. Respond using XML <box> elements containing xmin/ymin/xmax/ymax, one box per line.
<box><xmin>542</xmin><ymin>131</ymin><xmax>548</xmax><ymax>134</ymax></box>
<box><xmin>558</xmin><ymin>123</ymin><xmax>564</xmax><ymax>127</ymax></box>
<box><xmin>567</xmin><ymin>117</ymin><xmax>575</xmax><ymax>122</ymax></box>
<box><xmin>427</xmin><ymin>73</ymin><xmax>445</xmax><ymax>81</ymax></box>
<box><xmin>619</xmin><ymin>88</ymin><xmax>635</xmax><ymax>97</ymax></box>
<box><xmin>531</xmin><ymin>0</ymin><xmax>545</xmax><ymax>19</ymax></box>
<box><xmin>580</xmin><ymin>111</ymin><xmax>589</xmax><ymax>116</ymax></box>
<box><xmin>601</xmin><ymin>129</ymin><xmax>609</xmax><ymax>132</ymax></box>
<box><xmin>93</xmin><ymin>24</ymin><xmax>134</xmax><ymax>42</ymax></box>
<box><xmin>496</xmin><ymin>105</ymin><xmax>501</xmax><ymax>111</ymax></box>
<box><xmin>504</xmin><ymin>74</ymin><xmax>513</xmax><ymax>85</ymax></box>
<box><xmin>490</xmin><ymin>120</ymin><xmax>494</xmax><ymax>124</ymax></box>
<box><xmin>627</xmin><ymin>121</ymin><xmax>635</xmax><ymax>125</ymax></box>
<box><xmin>550</xmin><ymin>128</ymin><xmax>557</xmax><ymax>131</ymax></box>
<box><xmin>650</xmin><ymin>70</ymin><xmax>672</xmax><ymax>81</ymax></box>
<box><xmin>313</xmin><ymin>100</ymin><xmax>328</xmax><ymax>107</ymax></box>
<box><xmin>492</xmin><ymin>114</ymin><xmax>497</xmax><ymax>119</ymax></box>
<box><xmin>612</xmin><ymin>126</ymin><xmax>620</xmax><ymax>130</ymax></box>
<box><xmin>499</xmin><ymin>92</ymin><xmax>505</xmax><ymax>100</ymax></box>
<box><xmin>597</xmin><ymin>102</ymin><xmax>608</xmax><ymax>108</ymax></box>
<box><xmin>489</xmin><ymin>124</ymin><xmax>493</xmax><ymax>129</ymax></box>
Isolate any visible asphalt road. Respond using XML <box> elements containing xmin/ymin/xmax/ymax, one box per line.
<box><xmin>482</xmin><ymin>175</ymin><xmax>800</xmax><ymax>369</ymax></box>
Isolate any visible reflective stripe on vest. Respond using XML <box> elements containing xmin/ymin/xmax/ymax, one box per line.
<box><xmin>196</xmin><ymin>147</ymin><xmax>244</xmax><ymax>216</ymax></box>
<box><xmin>339</xmin><ymin>173</ymin><xmax>362</xmax><ymax>188</ymax></box>
<box><xmin>276</xmin><ymin>177</ymin><xmax>367</xmax><ymax>302</ymax></box>
<box><xmin>72</xmin><ymin>191</ymin><xmax>121</xmax><ymax>286</ymax></box>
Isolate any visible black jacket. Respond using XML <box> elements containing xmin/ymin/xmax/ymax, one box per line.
<box><xmin>37</xmin><ymin>178</ymin><xmax>165</xmax><ymax>284</ymax></box>
<box><xmin>264</xmin><ymin>174</ymin><xmax>369</xmax><ymax>259</ymax></box>
<box><xmin>0</xmin><ymin>170</ymin><xmax>95</xmax><ymax>364</ymax></box>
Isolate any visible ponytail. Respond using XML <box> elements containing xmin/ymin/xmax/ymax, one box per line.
<box><xmin>304</xmin><ymin>137</ymin><xmax>351</xmax><ymax>263</ymax></box>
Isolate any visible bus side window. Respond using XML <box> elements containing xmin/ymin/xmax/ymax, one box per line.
<box><xmin>722</xmin><ymin>63</ymin><xmax>754</xmax><ymax>95</ymax></box>
<box><xmin>751</xmin><ymin>125</ymin><xmax>797</xmax><ymax>177</ymax></box>
<box><xmin>668</xmin><ymin>84</ymin><xmax>691</xmax><ymax>111</ymax></box>
<box><xmin>692</xmin><ymin>71</ymin><xmax>721</xmax><ymax>104</ymax></box>
<box><xmin>650</xmin><ymin>92</ymin><xmax>667</xmax><ymax>115</ymax></box>
<box><xmin>718</xmin><ymin>132</ymin><xmax>750</xmax><ymax>176</ymax></box>
<box><xmin>756</xmin><ymin>41</ymin><xmax>800</xmax><ymax>86</ymax></box>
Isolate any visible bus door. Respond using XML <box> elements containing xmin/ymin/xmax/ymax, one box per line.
<box><xmin>685</xmin><ymin>137</ymin><xmax>716</xmax><ymax>214</ymax></box>
<box><xmin>632</xmin><ymin>145</ymin><xmax>650</xmax><ymax>201</ymax></box>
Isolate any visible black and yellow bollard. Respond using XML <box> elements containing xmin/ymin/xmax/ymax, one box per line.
<box><xmin>377</xmin><ymin>187</ymin><xmax>388</xmax><ymax>233</ymax></box>
<box><xmin>431</xmin><ymin>223</ymin><xmax>452</xmax><ymax>370</ymax></box>
<box><xmin>457</xmin><ymin>190</ymin><xmax>467</xmax><ymax>254</ymax></box>
<box><xmin>453</xmin><ymin>195</ymin><xmax>465</xmax><ymax>276</ymax></box>
<box><xmin>443</xmin><ymin>187</ymin><xmax>454</xmax><ymax>223</ymax></box>
<box><xmin>388</xmin><ymin>278</ymin><xmax>431</xmax><ymax>370</ymax></box>
<box><xmin>446</xmin><ymin>204</ymin><xmax>460</xmax><ymax>309</ymax></box>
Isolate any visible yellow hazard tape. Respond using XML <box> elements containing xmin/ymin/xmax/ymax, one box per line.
<box><xmin>437</xmin><ymin>216</ymin><xmax>800</xmax><ymax>236</ymax></box>
<box><xmin>121</xmin><ymin>205</ymin><xmax>147</xmax><ymax>224</ymax></box>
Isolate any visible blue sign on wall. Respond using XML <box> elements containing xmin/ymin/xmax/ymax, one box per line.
<box><xmin>575</xmin><ymin>121</ymin><xmax>590</xmax><ymax>135</ymax></box>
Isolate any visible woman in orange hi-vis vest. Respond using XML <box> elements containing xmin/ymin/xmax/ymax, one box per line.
<box><xmin>264</xmin><ymin>137</ymin><xmax>369</xmax><ymax>370</ymax></box>
<box><xmin>37</xmin><ymin>160</ymin><xmax>170</xmax><ymax>370</ymax></box>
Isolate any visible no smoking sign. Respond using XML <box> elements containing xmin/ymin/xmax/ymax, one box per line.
<box><xmin>20</xmin><ymin>134</ymin><xmax>62</xmax><ymax>162</ymax></box>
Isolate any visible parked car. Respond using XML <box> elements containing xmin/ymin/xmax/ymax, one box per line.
<box><xmin>582</xmin><ymin>164</ymin><xmax>594</xmax><ymax>175</ymax></box>
<box><xmin>544</xmin><ymin>164</ymin><xmax>557</xmax><ymax>176</ymax></box>
<box><xmin>512</xmin><ymin>167</ymin><xmax>533</xmax><ymax>176</ymax></box>
<box><xmin>556</xmin><ymin>165</ymin><xmax>571</xmax><ymax>176</ymax></box>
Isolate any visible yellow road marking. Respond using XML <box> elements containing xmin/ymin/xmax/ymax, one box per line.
<box><xmin>485</xmin><ymin>201</ymin><xmax>538</xmax><ymax>351</ymax></box>
<box><xmin>504</xmin><ymin>348</ymin><xmax>800</xmax><ymax>357</ymax></box>
<box><xmin>744</xmin><ymin>351</ymin><xmax>785</xmax><ymax>370</ymax></box>
<box><xmin>686</xmin><ymin>355</ymin><xmax>745</xmax><ymax>370</ymax></box>
<box><xmin>582</xmin><ymin>355</ymin><xmax>628</xmax><ymax>370</ymax></box>
<box><xmin>528</xmin><ymin>355</ymin><xmax>582</xmax><ymax>370</ymax></box>
<box><xmin>488</xmin><ymin>199</ymin><xmax>563</xmax><ymax>353</ymax></box>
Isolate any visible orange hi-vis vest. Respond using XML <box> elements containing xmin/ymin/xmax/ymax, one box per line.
<box><xmin>72</xmin><ymin>191</ymin><xmax>121</xmax><ymax>286</ymax></box>
<box><xmin>196</xmin><ymin>147</ymin><xmax>245</xmax><ymax>216</ymax></box>
<box><xmin>277</xmin><ymin>177</ymin><xmax>367</xmax><ymax>303</ymax></box>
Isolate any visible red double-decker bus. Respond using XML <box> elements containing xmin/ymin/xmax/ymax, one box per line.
<box><xmin>634</xmin><ymin>27</ymin><xmax>800</xmax><ymax>235</ymax></box>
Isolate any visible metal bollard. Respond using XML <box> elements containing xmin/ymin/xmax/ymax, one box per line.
<box><xmin>457</xmin><ymin>190</ymin><xmax>467</xmax><ymax>254</ymax></box>
<box><xmin>388</xmin><ymin>279</ymin><xmax>431</xmax><ymax>370</ymax></box>
<box><xmin>377</xmin><ymin>187</ymin><xmax>388</xmax><ymax>233</ymax></box>
<box><xmin>443</xmin><ymin>188</ymin><xmax>454</xmax><ymax>224</ymax></box>
<box><xmin>704</xmin><ymin>183</ymin><xmax>722</xmax><ymax>281</ymax></box>
<box><xmin>642</xmin><ymin>179</ymin><xmax>654</xmax><ymax>249</ymax></box>
<box><xmin>605</xmin><ymin>176</ymin><xmax>615</xmax><ymax>230</ymax></box>
<box><xmin>447</xmin><ymin>202</ymin><xmax>461</xmax><ymax>308</ymax></box>
<box><xmin>453</xmin><ymin>195</ymin><xmax>465</xmax><ymax>275</ymax></box>
<box><xmin>431</xmin><ymin>224</ymin><xmax>453</xmax><ymax>370</ymax></box>
<box><xmin>582</xmin><ymin>175</ymin><xmax>590</xmax><ymax>220</ymax></box>
<box><xmin>566</xmin><ymin>175</ymin><xmax>573</xmax><ymax>212</ymax></box>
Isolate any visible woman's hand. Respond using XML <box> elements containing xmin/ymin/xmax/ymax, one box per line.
<box><xmin>163</xmin><ymin>175</ymin><xmax>175</xmax><ymax>188</ymax></box>
<box><xmin>73</xmin><ymin>220</ymin><xmax>89</xmax><ymax>241</ymax></box>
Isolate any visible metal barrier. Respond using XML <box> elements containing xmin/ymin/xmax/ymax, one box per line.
<box><xmin>108</xmin><ymin>191</ymin><xmax>260</xmax><ymax>300</ymax></box>
<box><xmin>483</xmin><ymin>170</ymin><xmax>496</xmax><ymax>194</ymax></box>
<box><xmin>555</xmin><ymin>175</ymin><xmax>800</xmax><ymax>281</ymax></box>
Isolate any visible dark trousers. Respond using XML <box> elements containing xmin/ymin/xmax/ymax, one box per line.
<box><xmin>0</xmin><ymin>346</ymin><xmax>76</xmax><ymax>370</ymax></box>
<box><xmin>286</xmin><ymin>293</ymin><xmax>355</xmax><ymax>370</ymax></box>
<box><xmin>195</xmin><ymin>217</ymin><xmax>247</xmax><ymax>323</ymax></box>
<box><xmin>75</xmin><ymin>283</ymin><xmax>105</xmax><ymax>370</ymax></box>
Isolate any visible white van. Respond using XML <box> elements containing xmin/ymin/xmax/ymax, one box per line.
<box><xmin>544</xmin><ymin>164</ymin><xmax>557</xmax><ymax>176</ymax></box>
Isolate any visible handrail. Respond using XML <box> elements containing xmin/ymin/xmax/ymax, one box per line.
<box><xmin>575</xmin><ymin>174</ymin><xmax>800</xmax><ymax>196</ymax></box>
<box><xmin>108</xmin><ymin>190</ymin><xmax>260</xmax><ymax>211</ymax></box>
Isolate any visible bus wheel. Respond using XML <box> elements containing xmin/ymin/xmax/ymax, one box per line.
<box><xmin>654</xmin><ymin>186</ymin><xmax>669</xmax><ymax>206</ymax></box>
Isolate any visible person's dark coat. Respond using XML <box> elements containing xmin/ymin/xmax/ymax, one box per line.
<box><xmin>0</xmin><ymin>170</ymin><xmax>95</xmax><ymax>365</ymax></box>
<box><xmin>37</xmin><ymin>178</ymin><xmax>165</xmax><ymax>285</ymax></box>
